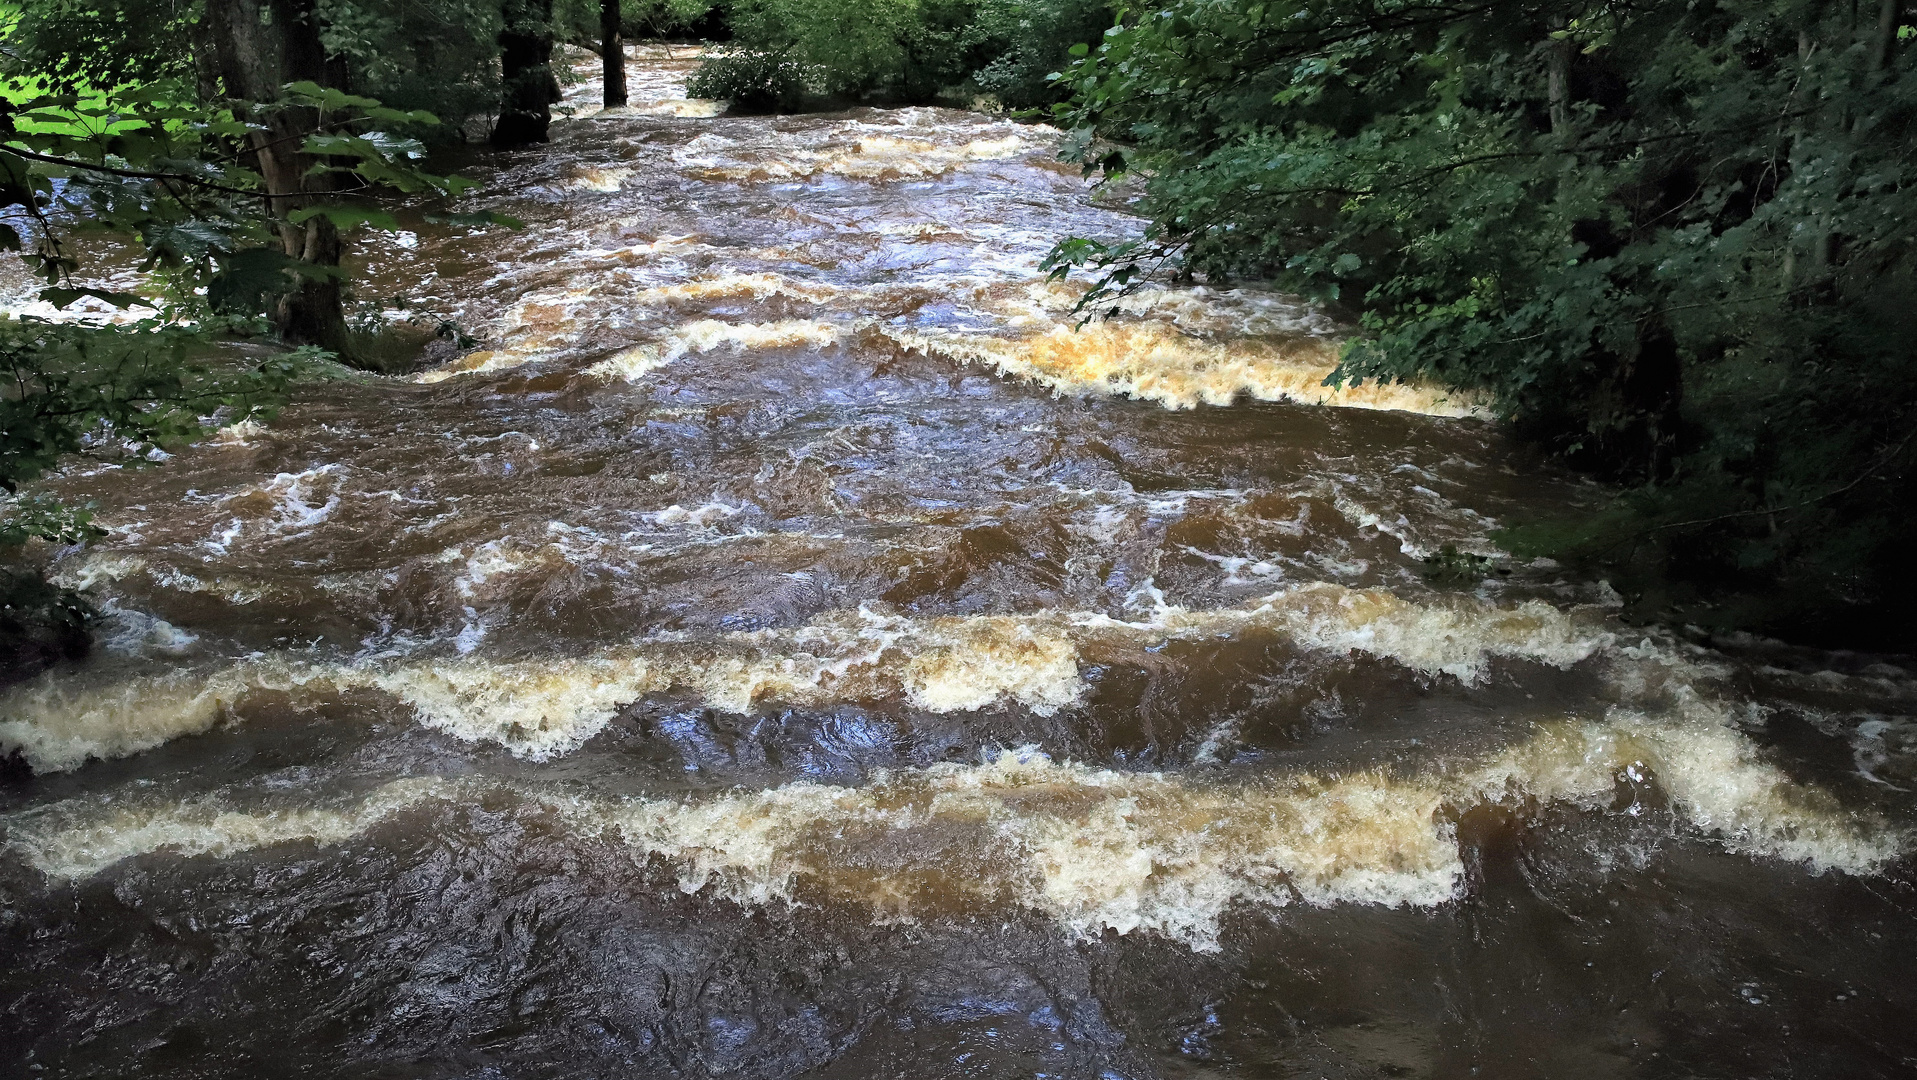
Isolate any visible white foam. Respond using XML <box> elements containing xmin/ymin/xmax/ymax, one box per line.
<box><xmin>587</xmin><ymin>319</ymin><xmax>840</xmax><ymax>381</ymax></box>
<box><xmin>9</xmin><ymin>722</ymin><xmax>1899</xmax><ymax>949</ymax></box>
<box><xmin>259</xmin><ymin>465</ymin><xmax>343</xmax><ymax>532</ymax></box>
<box><xmin>211</xmin><ymin>418</ymin><xmax>269</xmax><ymax>445</ymax></box>
<box><xmin>93</xmin><ymin>605</ymin><xmax>199</xmax><ymax>659</ymax></box>
<box><xmin>672</xmin><ymin>130</ymin><xmax>1036</xmax><ymax>184</ymax></box>
<box><xmin>0</xmin><ymin>584</ymin><xmax>1611</xmax><ymax>770</ymax></box>
<box><xmin>643</xmin><ymin>501</ymin><xmax>743</xmax><ymax>528</ymax></box>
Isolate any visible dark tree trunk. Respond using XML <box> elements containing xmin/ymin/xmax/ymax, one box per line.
<box><xmin>1546</xmin><ymin>35</ymin><xmax>1571</xmax><ymax>135</ymax></box>
<box><xmin>496</xmin><ymin>0</ymin><xmax>560</xmax><ymax>144</ymax></box>
<box><xmin>1871</xmin><ymin>0</ymin><xmax>1901</xmax><ymax>73</ymax></box>
<box><xmin>1614</xmin><ymin>316</ymin><xmax>1684</xmax><ymax>483</ymax></box>
<box><xmin>190</xmin><ymin>10</ymin><xmax>224</xmax><ymax>105</ymax></box>
<box><xmin>202</xmin><ymin>0</ymin><xmax>356</xmax><ymax>361</ymax></box>
<box><xmin>602</xmin><ymin>0</ymin><xmax>627</xmax><ymax>108</ymax></box>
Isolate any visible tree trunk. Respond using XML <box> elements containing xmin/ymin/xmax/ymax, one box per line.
<box><xmin>1546</xmin><ymin>35</ymin><xmax>1571</xmax><ymax>135</ymax></box>
<box><xmin>602</xmin><ymin>0</ymin><xmax>627</xmax><ymax>108</ymax></box>
<box><xmin>202</xmin><ymin>0</ymin><xmax>356</xmax><ymax>361</ymax></box>
<box><xmin>1617</xmin><ymin>316</ymin><xmax>1684</xmax><ymax>483</ymax></box>
<box><xmin>496</xmin><ymin>0</ymin><xmax>560</xmax><ymax>144</ymax></box>
<box><xmin>1870</xmin><ymin>0</ymin><xmax>1900</xmax><ymax>72</ymax></box>
<box><xmin>190</xmin><ymin>10</ymin><xmax>224</xmax><ymax>105</ymax></box>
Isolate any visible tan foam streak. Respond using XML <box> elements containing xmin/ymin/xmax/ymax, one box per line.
<box><xmin>0</xmin><ymin>658</ymin><xmax>337</xmax><ymax>774</ymax></box>
<box><xmin>886</xmin><ymin>323</ymin><xmax>1485</xmax><ymax>416</ymax></box>
<box><xmin>9</xmin><ymin>723</ymin><xmax>1899</xmax><ymax>950</ymax></box>
<box><xmin>6</xmin><ymin>777</ymin><xmax>458</xmax><ymax>880</ymax></box>
<box><xmin>0</xmin><ymin>584</ymin><xmax>1609</xmax><ymax>771</ymax></box>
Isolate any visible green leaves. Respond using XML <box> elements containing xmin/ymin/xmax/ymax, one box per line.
<box><xmin>0</xmin><ymin>68</ymin><xmax>509</xmax><ymax>548</ymax></box>
<box><xmin>0</xmin><ymin>493</ymin><xmax>102</xmax><ymax>547</ymax></box>
<box><xmin>39</xmin><ymin>287</ymin><xmax>146</xmax><ymax>309</ymax></box>
<box><xmin>1046</xmin><ymin>0</ymin><xmax>1917</xmax><ymax>639</ymax></box>
<box><xmin>296</xmin><ymin>116</ymin><xmax>479</xmax><ymax>198</ymax></box>
<box><xmin>0</xmin><ymin>321</ymin><xmax>293</xmax><ymax>530</ymax></box>
<box><xmin>303</xmin><ymin>131</ymin><xmax>428</xmax><ymax>162</ymax></box>
<box><xmin>280</xmin><ymin>82</ymin><xmax>441</xmax><ymax>127</ymax></box>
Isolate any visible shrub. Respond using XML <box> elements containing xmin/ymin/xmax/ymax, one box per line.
<box><xmin>686</xmin><ymin>48</ymin><xmax>810</xmax><ymax>110</ymax></box>
<box><xmin>690</xmin><ymin>0</ymin><xmax>1109</xmax><ymax>108</ymax></box>
<box><xmin>963</xmin><ymin>0</ymin><xmax>1111</xmax><ymax>110</ymax></box>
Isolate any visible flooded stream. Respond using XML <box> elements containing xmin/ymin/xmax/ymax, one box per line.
<box><xmin>3</xmin><ymin>48</ymin><xmax>1915</xmax><ymax>1079</ymax></box>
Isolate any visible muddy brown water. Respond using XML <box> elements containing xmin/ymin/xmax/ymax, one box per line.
<box><xmin>3</xmin><ymin>49</ymin><xmax>1915</xmax><ymax>1079</ymax></box>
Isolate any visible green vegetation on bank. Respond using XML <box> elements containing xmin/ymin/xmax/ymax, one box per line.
<box><xmin>1044</xmin><ymin>0</ymin><xmax>1917</xmax><ymax>647</ymax></box>
<box><xmin>687</xmin><ymin>0</ymin><xmax>1113</xmax><ymax>109</ymax></box>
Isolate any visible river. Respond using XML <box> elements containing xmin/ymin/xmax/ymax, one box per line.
<box><xmin>3</xmin><ymin>47</ymin><xmax>1915</xmax><ymax>1079</ymax></box>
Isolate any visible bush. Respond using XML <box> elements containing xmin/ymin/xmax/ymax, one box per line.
<box><xmin>963</xmin><ymin>0</ymin><xmax>1111</xmax><ymax>110</ymax></box>
<box><xmin>686</xmin><ymin>48</ymin><xmax>810</xmax><ymax>110</ymax></box>
<box><xmin>319</xmin><ymin>0</ymin><xmax>506</xmax><ymax>139</ymax></box>
<box><xmin>552</xmin><ymin>0</ymin><xmax>723</xmax><ymax>46</ymax></box>
<box><xmin>695</xmin><ymin>0</ymin><xmax>1109</xmax><ymax>108</ymax></box>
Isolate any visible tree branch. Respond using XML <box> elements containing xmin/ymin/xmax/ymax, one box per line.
<box><xmin>1</xmin><ymin>144</ymin><xmax>291</xmax><ymax>198</ymax></box>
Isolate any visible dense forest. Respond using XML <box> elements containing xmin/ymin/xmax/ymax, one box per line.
<box><xmin>2</xmin><ymin>0</ymin><xmax>1914</xmax><ymax>674</ymax></box>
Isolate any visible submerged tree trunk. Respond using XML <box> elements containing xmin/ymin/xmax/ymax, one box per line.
<box><xmin>602</xmin><ymin>0</ymin><xmax>627</xmax><ymax>108</ymax></box>
<box><xmin>203</xmin><ymin>0</ymin><xmax>355</xmax><ymax>361</ymax></box>
<box><xmin>496</xmin><ymin>0</ymin><xmax>560</xmax><ymax>144</ymax></box>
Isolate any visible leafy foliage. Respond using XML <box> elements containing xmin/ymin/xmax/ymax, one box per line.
<box><xmin>0</xmin><ymin>0</ymin><xmax>201</xmax><ymax>92</ymax></box>
<box><xmin>686</xmin><ymin>47</ymin><xmax>810</xmax><ymax>109</ymax></box>
<box><xmin>962</xmin><ymin>0</ymin><xmax>1113</xmax><ymax>108</ymax></box>
<box><xmin>0</xmin><ymin>21</ymin><xmax>502</xmax><ymax>550</ymax></box>
<box><xmin>0</xmin><ymin>76</ymin><xmax>484</xmax><ymax>298</ymax></box>
<box><xmin>552</xmin><ymin>0</ymin><xmax>720</xmax><ymax>45</ymax></box>
<box><xmin>1046</xmin><ymin>0</ymin><xmax>1917</xmax><ymax>645</ymax></box>
<box><xmin>319</xmin><ymin>0</ymin><xmax>507</xmax><ymax>137</ymax></box>
<box><xmin>690</xmin><ymin>0</ymin><xmax>1110</xmax><ymax>106</ymax></box>
<box><xmin>0</xmin><ymin>319</ymin><xmax>299</xmax><ymax>534</ymax></box>
<box><xmin>0</xmin><ymin>0</ymin><xmax>526</xmax><ymax>666</ymax></box>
